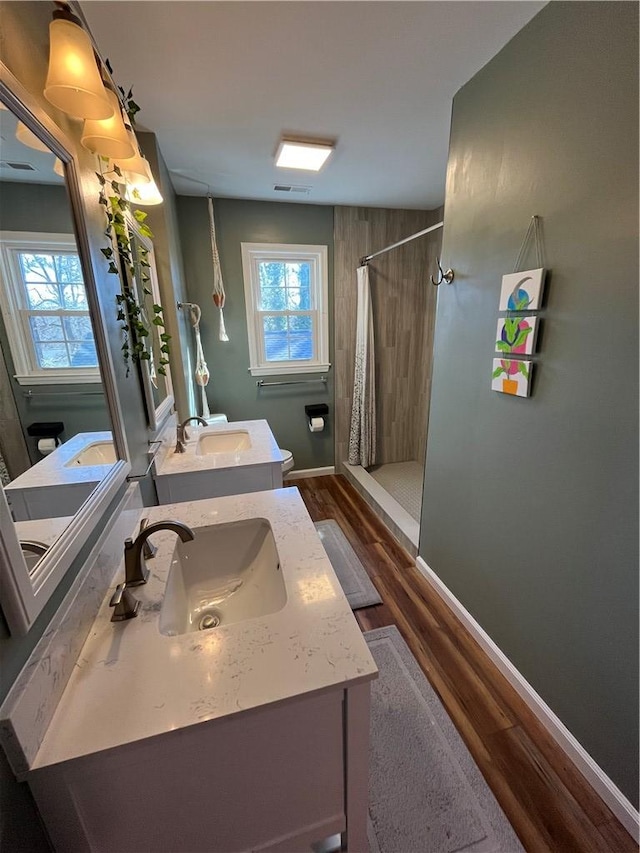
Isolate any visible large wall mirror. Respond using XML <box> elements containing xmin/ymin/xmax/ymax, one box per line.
<box><xmin>0</xmin><ymin>68</ymin><xmax>130</xmax><ymax>635</ymax></box>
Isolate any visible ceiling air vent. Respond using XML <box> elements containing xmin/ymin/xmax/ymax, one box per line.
<box><xmin>0</xmin><ymin>161</ymin><xmax>37</xmax><ymax>171</ymax></box>
<box><xmin>273</xmin><ymin>184</ymin><xmax>311</xmax><ymax>195</ymax></box>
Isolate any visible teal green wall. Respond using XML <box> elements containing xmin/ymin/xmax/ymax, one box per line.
<box><xmin>420</xmin><ymin>2</ymin><xmax>638</xmax><ymax>804</ymax></box>
<box><xmin>176</xmin><ymin>197</ymin><xmax>334</xmax><ymax>470</ymax></box>
<box><xmin>0</xmin><ymin>181</ymin><xmax>110</xmax><ymax>462</ymax></box>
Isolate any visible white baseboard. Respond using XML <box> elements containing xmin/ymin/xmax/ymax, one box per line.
<box><xmin>415</xmin><ymin>555</ymin><xmax>639</xmax><ymax>840</ymax></box>
<box><xmin>285</xmin><ymin>466</ymin><xmax>335</xmax><ymax>481</ymax></box>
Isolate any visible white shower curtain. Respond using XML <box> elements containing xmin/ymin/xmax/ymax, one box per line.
<box><xmin>348</xmin><ymin>265</ymin><xmax>376</xmax><ymax>467</ymax></box>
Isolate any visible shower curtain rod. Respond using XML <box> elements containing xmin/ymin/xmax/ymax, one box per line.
<box><xmin>360</xmin><ymin>220</ymin><xmax>444</xmax><ymax>266</ymax></box>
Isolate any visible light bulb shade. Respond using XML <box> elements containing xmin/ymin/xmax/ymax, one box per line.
<box><xmin>111</xmin><ymin>128</ymin><xmax>152</xmax><ymax>184</ymax></box>
<box><xmin>15</xmin><ymin>121</ymin><xmax>51</xmax><ymax>152</ymax></box>
<box><xmin>125</xmin><ymin>178</ymin><xmax>163</xmax><ymax>206</ymax></box>
<box><xmin>113</xmin><ymin>155</ymin><xmax>153</xmax><ymax>185</ymax></box>
<box><xmin>81</xmin><ymin>90</ymin><xmax>135</xmax><ymax>159</ymax></box>
<box><xmin>124</xmin><ymin>156</ymin><xmax>154</xmax><ymax>186</ymax></box>
<box><xmin>44</xmin><ymin>18</ymin><xmax>113</xmax><ymax>120</ymax></box>
<box><xmin>53</xmin><ymin>158</ymin><xmax>65</xmax><ymax>178</ymax></box>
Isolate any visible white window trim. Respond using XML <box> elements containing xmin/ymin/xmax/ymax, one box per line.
<box><xmin>0</xmin><ymin>230</ymin><xmax>101</xmax><ymax>385</ymax></box>
<box><xmin>241</xmin><ymin>242</ymin><xmax>330</xmax><ymax>376</ymax></box>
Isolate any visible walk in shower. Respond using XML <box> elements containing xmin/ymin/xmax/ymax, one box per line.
<box><xmin>334</xmin><ymin>206</ymin><xmax>443</xmax><ymax>555</ymax></box>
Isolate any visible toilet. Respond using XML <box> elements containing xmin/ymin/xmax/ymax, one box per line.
<box><xmin>208</xmin><ymin>413</ymin><xmax>294</xmax><ymax>476</ymax></box>
<box><xmin>280</xmin><ymin>448</ymin><xmax>294</xmax><ymax>476</ymax></box>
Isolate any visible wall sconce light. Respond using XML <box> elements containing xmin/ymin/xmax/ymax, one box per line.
<box><xmin>112</xmin><ymin>129</ymin><xmax>152</xmax><ymax>184</ymax></box>
<box><xmin>15</xmin><ymin>121</ymin><xmax>51</xmax><ymax>152</ymax></box>
<box><xmin>44</xmin><ymin>3</ymin><xmax>113</xmax><ymax>120</ymax></box>
<box><xmin>81</xmin><ymin>89</ymin><xmax>136</xmax><ymax>160</ymax></box>
<box><xmin>125</xmin><ymin>178</ymin><xmax>163</xmax><ymax>206</ymax></box>
<box><xmin>53</xmin><ymin>158</ymin><xmax>65</xmax><ymax>178</ymax></box>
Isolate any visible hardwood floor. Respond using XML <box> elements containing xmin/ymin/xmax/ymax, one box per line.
<box><xmin>294</xmin><ymin>474</ymin><xmax>637</xmax><ymax>853</ymax></box>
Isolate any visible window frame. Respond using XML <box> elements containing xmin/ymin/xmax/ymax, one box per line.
<box><xmin>241</xmin><ymin>242</ymin><xmax>330</xmax><ymax>376</ymax></box>
<box><xmin>0</xmin><ymin>230</ymin><xmax>101</xmax><ymax>385</ymax></box>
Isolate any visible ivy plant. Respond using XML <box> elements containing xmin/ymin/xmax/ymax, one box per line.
<box><xmin>97</xmin><ymin>159</ymin><xmax>170</xmax><ymax>377</ymax></box>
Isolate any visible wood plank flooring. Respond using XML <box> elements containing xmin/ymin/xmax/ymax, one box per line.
<box><xmin>294</xmin><ymin>474</ymin><xmax>637</xmax><ymax>853</ymax></box>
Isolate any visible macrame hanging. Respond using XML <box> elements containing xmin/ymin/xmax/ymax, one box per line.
<box><xmin>207</xmin><ymin>195</ymin><xmax>229</xmax><ymax>342</ymax></box>
<box><xmin>189</xmin><ymin>302</ymin><xmax>211</xmax><ymax>419</ymax></box>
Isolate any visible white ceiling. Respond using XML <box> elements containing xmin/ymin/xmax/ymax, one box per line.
<box><xmin>82</xmin><ymin>1</ymin><xmax>545</xmax><ymax>209</ymax></box>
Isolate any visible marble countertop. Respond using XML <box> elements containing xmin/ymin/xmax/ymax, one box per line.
<box><xmin>4</xmin><ymin>432</ymin><xmax>115</xmax><ymax>490</ymax></box>
<box><xmin>153</xmin><ymin>419</ymin><xmax>282</xmax><ymax>476</ymax></box>
<box><xmin>31</xmin><ymin>488</ymin><xmax>377</xmax><ymax>771</ymax></box>
<box><xmin>14</xmin><ymin>517</ymin><xmax>73</xmax><ymax>546</ymax></box>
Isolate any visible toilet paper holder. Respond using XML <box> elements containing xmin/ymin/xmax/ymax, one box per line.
<box><xmin>27</xmin><ymin>421</ymin><xmax>64</xmax><ymax>455</ymax></box>
<box><xmin>305</xmin><ymin>404</ymin><xmax>328</xmax><ymax>433</ymax></box>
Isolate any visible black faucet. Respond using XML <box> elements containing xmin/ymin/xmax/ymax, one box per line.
<box><xmin>124</xmin><ymin>520</ymin><xmax>195</xmax><ymax>586</ymax></box>
<box><xmin>175</xmin><ymin>416</ymin><xmax>208</xmax><ymax>453</ymax></box>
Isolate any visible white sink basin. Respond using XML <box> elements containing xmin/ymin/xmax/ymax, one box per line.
<box><xmin>159</xmin><ymin>518</ymin><xmax>287</xmax><ymax>636</ymax></box>
<box><xmin>64</xmin><ymin>441</ymin><xmax>116</xmax><ymax>467</ymax></box>
<box><xmin>196</xmin><ymin>430</ymin><xmax>252</xmax><ymax>455</ymax></box>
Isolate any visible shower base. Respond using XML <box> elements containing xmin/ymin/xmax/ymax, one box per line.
<box><xmin>342</xmin><ymin>460</ymin><xmax>423</xmax><ymax>556</ymax></box>
<box><xmin>368</xmin><ymin>461</ymin><xmax>423</xmax><ymax>522</ymax></box>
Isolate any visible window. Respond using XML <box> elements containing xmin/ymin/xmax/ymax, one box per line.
<box><xmin>0</xmin><ymin>232</ymin><xmax>99</xmax><ymax>384</ymax></box>
<box><xmin>241</xmin><ymin>242</ymin><xmax>329</xmax><ymax>376</ymax></box>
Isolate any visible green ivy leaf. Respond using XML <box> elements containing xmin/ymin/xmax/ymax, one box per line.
<box><xmin>138</xmin><ymin>223</ymin><xmax>154</xmax><ymax>239</ymax></box>
<box><xmin>113</xmin><ymin>164</ymin><xmax>122</xmax><ymax>177</ymax></box>
<box><xmin>160</xmin><ymin>333</ymin><xmax>171</xmax><ymax>342</ymax></box>
<box><xmin>133</xmin><ymin>209</ymin><xmax>147</xmax><ymax>223</ymax></box>
<box><xmin>152</xmin><ymin>316</ymin><xmax>163</xmax><ymax>326</ymax></box>
<box><xmin>153</xmin><ymin>304</ymin><xmax>163</xmax><ymax>313</ymax></box>
<box><xmin>99</xmin><ymin>196</ymin><xmax>108</xmax><ymax>206</ymax></box>
<box><xmin>100</xmin><ymin>247</ymin><xmax>113</xmax><ymax>258</ymax></box>
<box><xmin>160</xmin><ymin>344</ymin><xmax>170</xmax><ymax>354</ymax></box>
<box><xmin>96</xmin><ymin>173</ymin><xmax>106</xmax><ymax>186</ymax></box>
<box><xmin>108</xmin><ymin>262</ymin><xmax>119</xmax><ymax>274</ymax></box>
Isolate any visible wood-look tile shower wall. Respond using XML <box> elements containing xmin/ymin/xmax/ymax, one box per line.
<box><xmin>334</xmin><ymin>206</ymin><xmax>443</xmax><ymax>472</ymax></box>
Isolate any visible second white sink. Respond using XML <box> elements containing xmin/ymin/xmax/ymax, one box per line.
<box><xmin>196</xmin><ymin>430</ymin><xmax>252</xmax><ymax>455</ymax></box>
<box><xmin>159</xmin><ymin>518</ymin><xmax>287</xmax><ymax>636</ymax></box>
<box><xmin>64</xmin><ymin>441</ymin><xmax>116</xmax><ymax>467</ymax></box>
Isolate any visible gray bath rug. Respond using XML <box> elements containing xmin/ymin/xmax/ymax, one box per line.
<box><xmin>314</xmin><ymin>519</ymin><xmax>382</xmax><ymax>610</ymax></box>
<box><xmin>364</xmin><ymin>626</ymin><xmax>524</xmax><ymax>853</ymax></box>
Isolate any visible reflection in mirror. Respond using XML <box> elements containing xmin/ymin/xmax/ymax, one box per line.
<box><xmin>126</xmin><ymin>218</ymin><xmax>173</xmax><ymax>428</ymax></box>
<box><xmin>0</xmin><ymin>99</ymin><xmax>116</xmax><ymax>575</ymax></box>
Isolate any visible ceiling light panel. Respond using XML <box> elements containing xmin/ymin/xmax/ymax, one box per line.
<box><xmin>275</xmin><ymin>140</ymin><xmax>333</xmax><ymax>172</ymax></box>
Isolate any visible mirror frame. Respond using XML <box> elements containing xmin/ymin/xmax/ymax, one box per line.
<box><xmin>123</xmin><ymin>215</ymin><xmax>174</xmax><ymax>431</ymax></box>
<box><xmin>0</xmin><ymin>62</ymin><xmax>131</xmax><ymax>635</ymax></box>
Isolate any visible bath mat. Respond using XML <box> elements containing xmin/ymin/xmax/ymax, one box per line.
<box><xmin>314</xmin><ymin>519</ymin><xmax>382</xmax><ymax>610</ymax></box>
<box><xmin>364</xmin><ymin>626</ymin><xmax>524</xmax><ymax>853</ymax></box>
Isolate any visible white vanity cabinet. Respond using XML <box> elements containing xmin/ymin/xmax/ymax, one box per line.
<box><xmin>153</xmin><ymin>419</ymin><xmax>284</xmax><ymax>503</ymax></box>
<box><xmin>4</xmin><ymin>490</ymin><xmax>377</xmax><ymax>852</ymax></box>
<box><xmin>154</xmin><ymin>459</ymin><xmax>283</xmax><ymax>503</ymax></box>
<box><xmin>27</xmin><ymin>683</ymin><xmax>371</xmax><ymax>853</ymax></box>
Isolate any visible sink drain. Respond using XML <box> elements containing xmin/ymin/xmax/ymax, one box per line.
<box><xmin>199</xmin><ymin>612</ymin><xmax>221</xmax><ymax>631</ymax></box>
